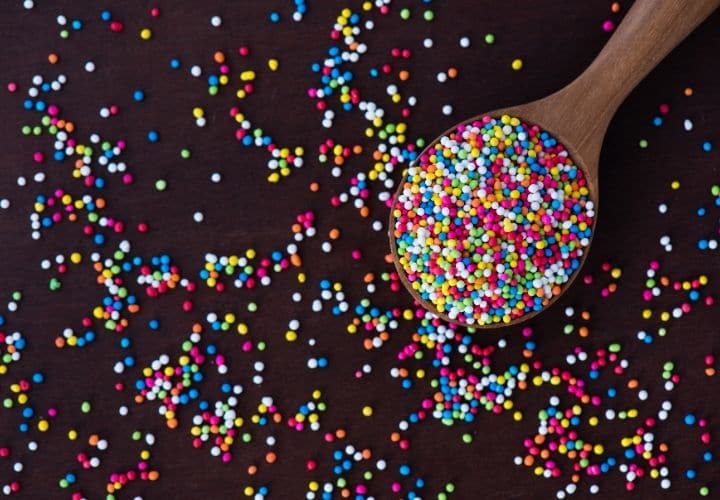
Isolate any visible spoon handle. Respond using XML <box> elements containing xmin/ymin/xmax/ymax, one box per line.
<box><xmin>550</xmin><ymin>0</ymin><xmax>719</xmax><ymax>171</ymax></box>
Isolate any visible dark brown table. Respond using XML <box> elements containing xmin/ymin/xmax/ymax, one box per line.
<box><xmin>1</xmin><ymin>1</ymin><xmax>719</xmax><ymax>498</ymax></box>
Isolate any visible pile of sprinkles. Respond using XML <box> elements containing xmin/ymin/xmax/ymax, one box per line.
<box><xmin>0</xmin><ymin>1</ymin><xmax>718</xmax><ymax>499</ymax></box>
<box><xmin>393</xmin><ymin>115</ymin><xmax>594</xmax><ymax>325</ymax></box>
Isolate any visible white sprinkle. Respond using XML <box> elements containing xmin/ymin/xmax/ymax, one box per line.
<box><xmin>459</xmin><ymin>36</ymin><xmax>471</xmax><ymax>48</ymax></box>
<box><xmin>657</xmin><ymin>203</ymin><xmax>667</xmax><ymax>214</ymax></box>
<box><xmin>442</xmin><ymin>104</ymin><xmax>453</xmax><ymax>115</ymax></box>
<box><xmin>0</xmin><ymin>199</ymin><xmax>9</xmax><ymax>209</ymax></box>
<box><xmin>210</xmin><ymin>15</ymin><xmax>222</xmax><ymax>27</ymax></box>
<box><xmin>210</xmin><ymin>172</ymin><xmax>222</xmax><ymax>183</ymax></box>
<box><xmin>193</xmin><ymin>211</ymin><xmax>204</xmax><ymax>223</ymax></box>
<box><xmin>84</xmin><ymin>61</ymin><xmax>96</xmax><ymax>72</ymax></box>
<box><xmin>683</xmin><ymin>118</ymin><xmax>693</xmax><ymax>131</ymax></box>
<box><xmin>423</xmin><ymin>38</ymin><xmax>433</xmax><ymax>48</ymax></box>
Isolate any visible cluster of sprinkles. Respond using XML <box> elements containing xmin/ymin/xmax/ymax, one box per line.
<box><xmin>393</xmin><ymin>115</ymin><xmax>594</xmax><ymax>325</ymax></box>
<box><xmin>1</xmin><ymin>0</ymin><xmax>719</xmax><ymax>499</ymax></box>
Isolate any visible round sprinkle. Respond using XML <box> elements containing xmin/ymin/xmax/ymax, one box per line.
<box><xmin>210</xmin><ymin>15</ymin><xmax>222</xmax><ymax>27</ymax></box>
<box><xmin>511</xmin><ymin>59</ymin><xmax>523</xmax><ymax>71</ymax></box>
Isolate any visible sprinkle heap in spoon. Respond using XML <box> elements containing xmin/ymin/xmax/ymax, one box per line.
<box><xmin>392</xmin><ymin>115</ymin><xmax>595</xmax><ymax>326</ymax></box>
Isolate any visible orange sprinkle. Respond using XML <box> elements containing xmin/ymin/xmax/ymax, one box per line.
<box><xmin>578</xmin><ymin>326</ymin><xmax>589</xmax><ymax>337</ymax></box>
<box><xmin>329</xmin><ymin>228</ymin><xmax>341</xmax><ymax>240</ymax></box>
<box><xmin>447</xmin><ymin>67</ymin><xmax>458</xmax><ymax>78</ymax></box>
<box><xmin>309</xmin><ymin>182</ymin><xmax>320</xmax><ymax>192</ymax></box>
<box><xmin>611</xmin><ymin>2</ymin><xmax>621</xmax><ymax>13</ymax></box>
<box><xmin>48</xmin><ymin>53</ymin><xmax>59</xmax><ymax>64</ymax></box>
<box><xmin>398</xmin><ymin>70</ymin><xmax>410</xmax><ymax>81</ymax></box>
<box><xmin>581</xmin><ymin>310</ymin><xmax>591</xmax><ymax>320</ymax></box>
<box><xmin>248</xmin><ymin>465</ymin><xmax>257</xmax><ymax>475</ymax></box>
<box><xmin>213</xmin><ymin>51</ymin><xmax>225</xmax><ymax>64</ymax></box>
<box><xmin>684</xmin><ymin>87</ymin><xmax>694</xmax><ymax>96</ymax></box>
<box><xmin>335</xmin><ymin>428</ymin><xmax>346</xmax><ymax>439</ymax></box>
<box><xmin>265</xmin><ymin>452</ymin><xmax>277</xmax><ymax>464</ymax></box>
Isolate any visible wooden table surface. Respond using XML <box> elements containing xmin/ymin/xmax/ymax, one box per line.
<box><xmin>1</xmin><ymin>1</ymin><xmax>719</xmax><ymax>498</ymax></box>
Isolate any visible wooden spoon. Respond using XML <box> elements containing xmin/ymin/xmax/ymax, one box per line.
<box><xmin>389</xmin><ymin>0</ymin><xmax>720</xmax><ymax>328</ymax></box>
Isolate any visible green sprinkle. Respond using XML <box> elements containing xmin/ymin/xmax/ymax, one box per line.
<box><xmin>155</xmin><ymin>179</ymin><xmax>167</xmax><ymax>191</ymax></box>
<box><xmin>462</xmin><ymin>433</ymin><xmax>473</xmax><ymax>444</ymax></box>
<box><xmin>81</xmin><ymin>401</ymin><xmax>92</xmax><ymax>413</ymax></box>
<box><xmin>400</xmin><ymin>7</ymin><xmax>411</xmax><ymax>20</ymax></box>
<box><xmin>180</xmin><ymin>148</ymin><xmax>191</xmax><ymax>159</ymax></box>
<box><xmin>423</xmin><ymin>9</ymin><xmax>434</xmax><ymax>21</ymax></box>
<box><xmin>484</xmin><ymin>33</ymin><xmax>495</xmax><ymax>44</ymax></box>
<box><xmin>639</xmin><ymin>139</ymin><xmax>649</xmax><ymax>148</ymax></box>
